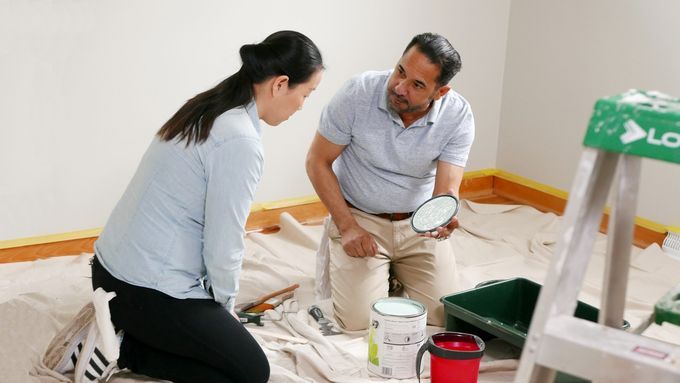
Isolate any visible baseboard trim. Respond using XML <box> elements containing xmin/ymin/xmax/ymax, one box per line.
<box><xmin>491</xmin><ymin>171</ymin><xmax>666</xmax><ymax>248</ymax></box>
<box><xmin>0</xmin><ymin>169</ymin><xmax>668</xmax><ymax>263</ymax></box>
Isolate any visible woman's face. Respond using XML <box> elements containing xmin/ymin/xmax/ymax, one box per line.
<box><xmin>266</xmin><ymin>69</ymin><xmax>323</xmax><ymax>126</ymax></box>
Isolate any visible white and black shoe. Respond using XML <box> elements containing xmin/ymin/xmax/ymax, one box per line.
<box><xmin>75</xmin><ymin>321</ymin><xmax>121</xmax><ymax>382</ymax></box>
<box><xmin>43</xmin><ymin>289</ymin><xmax>122</xmax><ymax>382</ymax></box>
<box><xmin>43</xmin><ymin>302</ymin><xmax>96</xmax><ymax>374</ymax></box>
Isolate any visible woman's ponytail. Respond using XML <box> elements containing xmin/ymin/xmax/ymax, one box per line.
<box><xmin>157</xmin><ymin>30</ymin><xmax>323</xmax><ymax>146</ymax></box>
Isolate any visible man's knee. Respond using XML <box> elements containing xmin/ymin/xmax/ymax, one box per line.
<box><xmin>334</xmin><ymin>303</ymin><xmax>371</xmax><ymax>331</ymax></box>
<box><xmin>331</xmin><ymin>279</ymin><xmax>388</xmax><ymax>331</ymax></box>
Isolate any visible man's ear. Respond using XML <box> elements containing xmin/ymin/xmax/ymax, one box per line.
<box><xmin>433</xmin><ymin>85</ymin><xmax>450</xmax><ymax>101</ymax></box>
<box><xmin>271</xmin><ymin>75</ymin><xmax>290</xmax><ymax>97</ymax></box>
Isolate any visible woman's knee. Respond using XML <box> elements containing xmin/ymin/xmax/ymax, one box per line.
<box><xmin>251</xmin><ymin>351</ymin><xmax>270</xmax><ymax>383</ymax></box>
<box><xmin>230</xmin><ymin>345</ymin><xmax>269</xmax><ymax>383</ymax></box>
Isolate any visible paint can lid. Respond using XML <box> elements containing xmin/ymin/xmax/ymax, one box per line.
<box><xmin>410</xmin><ymin>194</ymin><xmax>459</xmax><ymax>233</ymax></box>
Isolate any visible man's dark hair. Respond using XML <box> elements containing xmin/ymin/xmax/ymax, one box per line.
<box><xmin>404</xmin><ymin>33</ymin><xmax>461</xmax><ymax>86</ymax></box>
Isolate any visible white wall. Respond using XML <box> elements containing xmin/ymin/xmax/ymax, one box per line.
<box><xmin>0</xmin><ymin>0</ymin><xmax>511</xmax><ymax>240</ymax></box>
<box><xmin>498</xmin><ymin>0</ymin><xmax>680</xmax><ymax>226</ymax></box>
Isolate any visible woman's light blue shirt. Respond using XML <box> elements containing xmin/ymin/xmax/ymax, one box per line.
<box><xmin>95</xmin><ymin>102</ymin><xmax>263</xmax><ymax>311</ymax></box>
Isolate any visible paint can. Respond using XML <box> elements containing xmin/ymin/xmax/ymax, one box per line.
<box><xmin>367</xmin><ymin>297</ymin><xmax>428</xmax><ymax>378</ymax></box>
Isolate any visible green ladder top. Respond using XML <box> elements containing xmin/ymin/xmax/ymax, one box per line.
<box><xmin>584</xmin><ymin>89</ymin><xmax>680</xmax><ymax>164</ymax></box>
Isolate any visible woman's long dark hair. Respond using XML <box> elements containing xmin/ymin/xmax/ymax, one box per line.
<box><xmin>157</xmin><ymin>30</ymin><xmax>323</xmax><ymax>145</ymax></box>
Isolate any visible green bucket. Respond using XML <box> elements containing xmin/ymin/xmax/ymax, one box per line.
<box><xmin>441</xmin><ymin>278</ymin><xmax>631</xmax><ymax>383</ymax></box>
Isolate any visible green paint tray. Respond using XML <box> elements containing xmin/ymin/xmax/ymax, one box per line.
<box><xmin>441</xmin><ymin>278</ymin><xmax>630</xmax><ymax>383</ymax></box>
<box><xmin>654</xmin><ymin>284</ymin><xmax>680</xmax><ymax>326</ymax></box>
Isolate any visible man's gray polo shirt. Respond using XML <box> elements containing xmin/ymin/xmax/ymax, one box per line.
<box><xmin>318</xmin><ymin>70</ymin><xmax>475</xmax><ymax>214</ymax></box>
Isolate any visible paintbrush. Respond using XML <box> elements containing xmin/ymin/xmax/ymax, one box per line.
<box><xmin>245</xmin><ymin>291</ymin><xmax>295</xmax><ymax>313</ymax></box>
<box><xmin>237</xmin><ymin>283</ymin><xmax>299</xmax><ymax>313</ymax></box>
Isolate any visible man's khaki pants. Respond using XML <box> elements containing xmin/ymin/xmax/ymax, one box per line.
<box><xmin>328</xmin><ymin>208</ymin><xmax>458</xmax><ymax>331</ymax></box>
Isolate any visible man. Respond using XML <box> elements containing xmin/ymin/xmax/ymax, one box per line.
<box><xmin>306</xmin><ymin>33</ymin><xmax>474</xmax><ymax>330</ymax></box>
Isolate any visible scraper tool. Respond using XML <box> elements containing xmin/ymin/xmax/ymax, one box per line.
<box><xmin>308</xmin><ymin>305</ymin><xmax>342</xmax><ymax>336</ymax></box>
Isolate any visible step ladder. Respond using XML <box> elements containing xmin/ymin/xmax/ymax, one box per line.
<box><xmin>514</xmin><ymin>90</ymin><xmax>680</xmax><ymax>383</ymax></box>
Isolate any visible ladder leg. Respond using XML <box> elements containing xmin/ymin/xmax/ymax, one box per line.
<box><xmin>515</xmin><ymin>148</ymin><xmax>620</xmax><ymax>383</ymax></box>
<box><xmin>600</xmin><ymin>155</ymin><xmax>641</xmax><ymax>329</ymax></box>
<box><xmin>528</xmin><ymin>366</ymin><xmax>556</xmax><ymax>383</ymax></box>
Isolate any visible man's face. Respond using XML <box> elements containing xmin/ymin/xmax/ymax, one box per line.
<box><xmin>386</xmin><ymin>46</ymin><xmax>448</xmax><ymax>115</ymax></box>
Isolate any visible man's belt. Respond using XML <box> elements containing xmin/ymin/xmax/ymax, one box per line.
<box><xmin>345</xmin><ymin>200</ymin><xmax>413</xmax><ymax>221</ymax></box>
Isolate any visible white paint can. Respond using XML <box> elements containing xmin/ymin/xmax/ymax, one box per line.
<box><xmin>367</xmin><ymin>297</ymin><xmax>428</xmax><ymax>378</ymax></box>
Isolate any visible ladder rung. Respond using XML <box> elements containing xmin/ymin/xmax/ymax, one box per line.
<box><xmin>536</xmin><ymin>316</ymin><xmax>680</xmax><ymax>382</ymax></box>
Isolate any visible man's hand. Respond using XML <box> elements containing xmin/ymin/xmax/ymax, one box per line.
<box><xmin>430</xmin><ymin>162</ymin><xmax>464</xmax><ymax>241</ymax></box>
<box><xmin>421</xmin><ymin>216</ymin><xmax>459</xmax><ymax>241</ymax></box>
<box><xmin>340</xmin><ymin>224</ymin><xmax>379</xmax><ymax>257</ymax></box>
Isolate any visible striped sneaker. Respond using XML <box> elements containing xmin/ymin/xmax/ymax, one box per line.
<box><xmin>43</xmin><ymin>302</ymin><xmax>96</xmax><ymax>374</ymax></box>
<box><xmin>43</xmin><ymin>291</ymin><xmax>122</xmax><ymax>382</ymax></box>
<box><xmin>74</xmin><ymin>321</ymin><xmax>120</xmax><ymax>382</ymax></box>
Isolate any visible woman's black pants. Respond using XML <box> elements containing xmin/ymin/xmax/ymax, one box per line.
<box><xmin>91</xmin><ymin>255</ymin><xmax>270</xmax><ymax>383</ymax></box>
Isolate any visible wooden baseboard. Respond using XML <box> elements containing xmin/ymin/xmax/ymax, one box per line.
<box><xmin>493</xmin><ymin>177</ymin><xmax>566</xmax><ymax>215</ymax></box>
<box><xmin>0</xmin><ymin>170</ymin><xmax>666</xmax><ymax>263</ymax></box>
<box><xmin>0</xmin><ymin>203</ymin><xmax>330</xmax><ymax>264</ymax></box>
<box><xmin>492</xmin><ymin>173</ymin><xmax>666</xmax><ymax>248</ymax></box>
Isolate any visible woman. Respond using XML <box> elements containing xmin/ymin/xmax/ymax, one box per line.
<box><xmin>44</xmin><ymin>30</ymin><xmax>323</xmax><ymax>383</ymax></box>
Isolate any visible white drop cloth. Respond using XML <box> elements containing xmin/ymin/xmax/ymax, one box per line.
<box><xmin>1</xmin><ymin>201</ymin><xmax>678</xmax><ymax>382</ymax></box>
